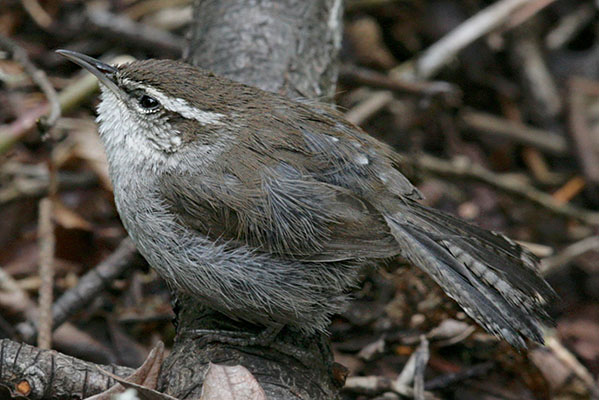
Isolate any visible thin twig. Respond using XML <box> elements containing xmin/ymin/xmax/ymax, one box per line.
<box><xmin>345</xmin><ymin>91</ymin><xmax>394</xmax><ymax>125</ymax></box>
<box><xmin>0</xmin><ymin>33</ymin><xmax>61</xmax><ymax>352</ymax></box>
<box><xmin>568</xmin><ymin>77</ymin><xmax>599</xmax><ymax>184</ymax></box>
<box><xmin>0</xmin><ymin>55</ymin><xmax>134</xmax><ymax>155</ymax></box>
<box><xmin>425</xmin><ymin>362</ymin><xmax>494</xmax><ymax>391</ymax></box>
<box><xmin>522</xmin><ymin>147</ymin><xmax>566</xmax><ymax>185</ymax></box>
<box><xmin>339</xmin><ymin>64</ymin><xmax>461</xmax><ymax>104</ymax></box>
<box><xmin>0</xmin><ymin>268</ymin><xmax>38</xmax><ymax>322</ymax></box>
<box><xmin>52</xmin><ymin>239</ymin><xmax>143</xmax><ymax>330</ymax></box>
<box><xmin>505</xmin><ymin>0</ymin><xmax>560</xmax><ymax>30</ymax></box>
<box><xmin>37</xmin><ymin>198</ymin><xmax>54</xmax><ymax>349</ymax></box>
<box><xmin>542</xmin><ymin>236</ymin><xmax>599</xmax><ymax>275</ymax></box>
<box><xmin>0</xmin><ymin>104</ymin><xmax>47</xmax><ymax>154</ymax></box>
<box><xmin>0</xmin><ymin>165</ymin><xmax>98</xmax><ymax>206</ymax></box>
<box><xmin>343</xmin><ymin>337</ymin><xmax>437</xmax><ymax>399</ymax></box>
<box><xmin>16</xmin><ymin>239</ymin><xmax>145</xmax><ymax>343</ymax></box>
<box><xmin>124</xmin><ymin>0</ymin><xmax>191</xmax><ymax>20</ymax></box>
<box><xmin>413</xmin><ymin>336</ymin><xmax>430</xmax><ymax>400</ymax></box>
<box><xmin>511</xmin><ymin>22</ymin><xmax>562</xmax><ymax>120</ymax></box>
<box><xmin>460</xmin><ymin>110</ymin><xmax>568</xmax><ymax>155</ymax></box>
<box><xmin>344</xmin><ymin>0</ymin><xmax>556</xmax><ymax>124</ymax></box>
<box><xmin>546</xmin><ymin>336</ymin><xmax>597</xmax><ymax>392</ymax></box>
<box><xmin>344</xmin><ymin>376</ymin><xmax>439</xmax><ymax>399</ymax></box>
<box><xmin>1</xmin><ymin>263</ymin><xmax>121</xmax><ymax>363</ymax></box>
<box><xmin>0</xmin><ymin>33</ymin><xmax>60</xmax><ymax>134</ymax></box>
<box><xmin>393</xmin><ymin>336</ymin><xmax>432</xmax><ymax>400</ymax></box>
<box><xmin>411</xmin><ymin>0</ymin><xmax>542</xmax><ymax>80</ymax></box>
<box><xmin>545</xmin><ymin>3</ymin><xmax>596</xmax><ymax>50</ymax></box>
<box><xmin>20</xmin><ymin>0</ymin><xmax>52</xmax><ymax>29</ymax></box>
<box><xmin>400</xmin><ymin>153</ymin><xmax>599</xmax><ymax>225</ymax></box>
<box><xmin>551</xmin><ymin>176</ymin><xmax>586</xmax><ymax>206</ymax></box>
<box><xmin>86</xmin><ymin>8</ymin><xmax>183</xmax><ymax>57</ymax></box>
<box><xmin>38</xmin><ymin>153</ymin><xmax>57</xmax><ymax>351</ymax></box>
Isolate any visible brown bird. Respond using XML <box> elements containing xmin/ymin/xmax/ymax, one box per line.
<box><xmin>58</xmin><ymin>50</ymin><xmax>556</xmax><ymax>348</ymax></box>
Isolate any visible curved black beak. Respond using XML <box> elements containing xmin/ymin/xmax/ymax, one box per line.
<box><xmin>56</xmin><ymin>50</ymin><xmax>122</xmax><ymax>97</ymax></box>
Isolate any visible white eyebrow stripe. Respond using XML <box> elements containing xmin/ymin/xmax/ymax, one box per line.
<box><xmin>121</xmin><ymin>78</ymin><xmax>225</xmax><ymax>125</ymax></box>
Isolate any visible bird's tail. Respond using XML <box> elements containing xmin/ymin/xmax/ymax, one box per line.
<box><xmin>384</xmin><ymin>200</ymin><xmax>556</xmax><ymax>348</ymax></box>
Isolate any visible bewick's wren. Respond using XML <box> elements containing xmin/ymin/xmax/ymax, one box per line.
<box><xmin>57</xmin><ymin>50</ymin><xmax>555</xmax><ymax>348</ymax></box>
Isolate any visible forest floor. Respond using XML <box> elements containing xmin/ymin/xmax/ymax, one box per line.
<box><xmin>0</xmin><ymin>0</ymin><xmax>598</xmax><ymax>399</ymax></box>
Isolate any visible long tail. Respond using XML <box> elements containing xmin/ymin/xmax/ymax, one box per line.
<box><xmin>384</xmin><ymin>200</ymin><xmax>556</xmax><ymax>348</ymax></box>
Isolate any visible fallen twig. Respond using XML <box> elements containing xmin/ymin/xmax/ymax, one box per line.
<box><xmin>0</xmin><ymin>33</ymin><xmax>60</xmax><ymax>135</ymax></box>
<box><xmin>344</xmin><ymin>0</ymin><xmax>556</xmax><ymax>125</ymax></box>
<box><xmin>400</xmin><ymin>153</ymin><xmax>599</xmax><ymax>225</ymax></box>
<box><xmin>0</xmin><ymin>261</ymin><xmax>120</xmax><ymax>364</ymax></box>
<box><xmin>344</xmin><ymin>336</ymin><xmax>437</xmax><ymax>399</ymax></box>
<box><xmin>393</xmin><ymin>336</ymin><xmax>431</xmax><ymax>400</ymax></box>
<box><xmin>411</xmin><ymin>0</ymin><xmax>549</xmax><ymax>80</ymax></box>
<box><xmin>16</xmin><ymin>239</ymin><xmax>145</xmax><ymax>343</ymax></box>
<box><xmin>86</xmin><ymin>8</ymin><xmax>183</xmax><ymax>57</ymax></box>
<box><xmin>425</xmin><ymin>361</ymin><xmax>494</xmax><ymax>391</ymax></box>
<box><xmin>36</xmin><ymin>198</ymin><xmax>54</xmax><ymax>350</ymax></box>
<box><xmin>542</xmin><ymin>236</ymin><xmax>599</xmax><ymax>275</ymax></box>
<box><xmin>460</xmin><ymin>109</ymin><xmax>568</xmax><ymax>155</ymax></box>
<box><xmin>546</xmin><ymin>336</ymin><xmax>598</xmax><ymax>394</ymax></box>
<box><xmin>505</xmin><ymin>0</ymin><xmax>560</xmax><ymax>31</ymax></box>
<box><xmin>345</xmin><ymin>91</ymin><xmax>394</xmax><ymax>125</ymax></box>
<box><xmin>545</xmin><ymin>3</ymin><xmax>596</xmax><ymax>50</ymax></box>
<box><xmin>511</xmin><ymin>22</ymin><xmax>562</xmax><ymax>120</ymax></box>
<box><xmin>0</xmin><ymin>33</ymin><xmax>62</xmax><ymax>352</ymax></box>
<box><xmin>522</xmin><ymin>147</ymin><xmax>566</xmax><ymax>185</ymax></box>
<box><xmin>339</xmin><ymin>64</ymin><xmax>461</xmax><ymax>104</ymax></box>
<box><xmin>20</xmin><ymin>0</ymin><xmax>52</xmax><ymax>29</ymax></box>
<box><xmin>124</xmin><ymin>0</ymin><xmax>191</xmax><ymax>20</ymax></box>
<box><xmin>551</xmin><ymin>176</ymin><xmax>586</xmax><ymax>206</ymax></box>
<box><xmin>0</xmin><ymin>55</ymin><xmax>134</xmax><ymax>155</ymax></box>
<box><xmin>568</xmin><ymin>77</ymin><xmax>599</xmax><ymax>185</ymax></box>
<box><xmin>0</xmin><ymin>164</ymin><xmax>97</xmax><ymax>206</ymax></box>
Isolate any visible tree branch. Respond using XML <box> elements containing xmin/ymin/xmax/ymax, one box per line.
<box><xmin>0</xmin><ymin>339</ymin><xmax>133</xmax><ymax>399</ymax></box>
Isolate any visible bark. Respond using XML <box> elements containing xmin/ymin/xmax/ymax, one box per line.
<box><xmin>185</xmin><ymin>0</ymin><xmax>342</xmax><ymax>99</ymax></box>
<box><xmin>159</xmin><ymin>1</ymin><xmax>345</xmax><ymax>399</ymax></box>
<box><xmin>0</xmin><ymin>339</ymin><xmax>133</xmax><ymax>399</ymax></box>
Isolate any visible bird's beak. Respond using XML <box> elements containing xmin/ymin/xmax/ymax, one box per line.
<box><xmin>56</xmin><ymin>50</ymin><xmax>123</xmax><ymax>98</ymax></box>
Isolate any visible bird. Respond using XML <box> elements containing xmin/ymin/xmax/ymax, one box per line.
<box><xmin>57</xmin><ymin>50</ymin><xmax>556</xmax><ymax>348</ymax></box>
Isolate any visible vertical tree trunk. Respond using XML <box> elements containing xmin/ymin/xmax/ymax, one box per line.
<box><xmin>158</xmin><ymin>1</ymin><xmax>345</xmax><ymax>399</ymax></box>
<box><xmin>185</xmin><ymin>0</ymin><xmax>342</xmax><ymax>99</ymax></box>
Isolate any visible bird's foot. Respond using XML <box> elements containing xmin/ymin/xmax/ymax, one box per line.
<box><xmin>187</xmin><ymin>325</ymin><xmax>321</xmax><ymax>368</ymax></box>
<box><xmin>190</xmin><ymin>325</ymin><xmax>283</xmax><ymax>348</ymax></box>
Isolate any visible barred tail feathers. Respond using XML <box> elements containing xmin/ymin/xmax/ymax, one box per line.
<box><xmin>384</xmin><ymin>202</ymin><xmax>555</xmax><ymax>348</ymax></box>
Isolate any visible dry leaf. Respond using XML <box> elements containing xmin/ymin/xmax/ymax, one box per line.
<box><xmin>85</xmin><ymin>342</ymin><xmax>169</xmax><ymax>400</ymax></box>
<box><xmin>200</xmin><ymin>363</ymin><xmax>266</xmax><ymax>400</ymax></box>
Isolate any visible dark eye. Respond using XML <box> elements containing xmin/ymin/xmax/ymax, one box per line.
<box><xmin>139</xmin><ymin>95</ymin><xmax>159</xmax><ymax>110</ymax></box>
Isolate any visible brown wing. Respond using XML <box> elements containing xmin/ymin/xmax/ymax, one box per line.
<box><xmin>160</xmin><ymin>161</ymin><xmax>400</xmax><ymax>262</ymax></box>
<box><xmin>158</xmin><ymin>98</ymin><xmax>424</xmax><ymax>261</ymax></box>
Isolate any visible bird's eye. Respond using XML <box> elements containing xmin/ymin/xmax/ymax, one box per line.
<box><xmin>139</xmin><ymin>95</ymin><xmax>159</xmax><ymax>110</ymax></box>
